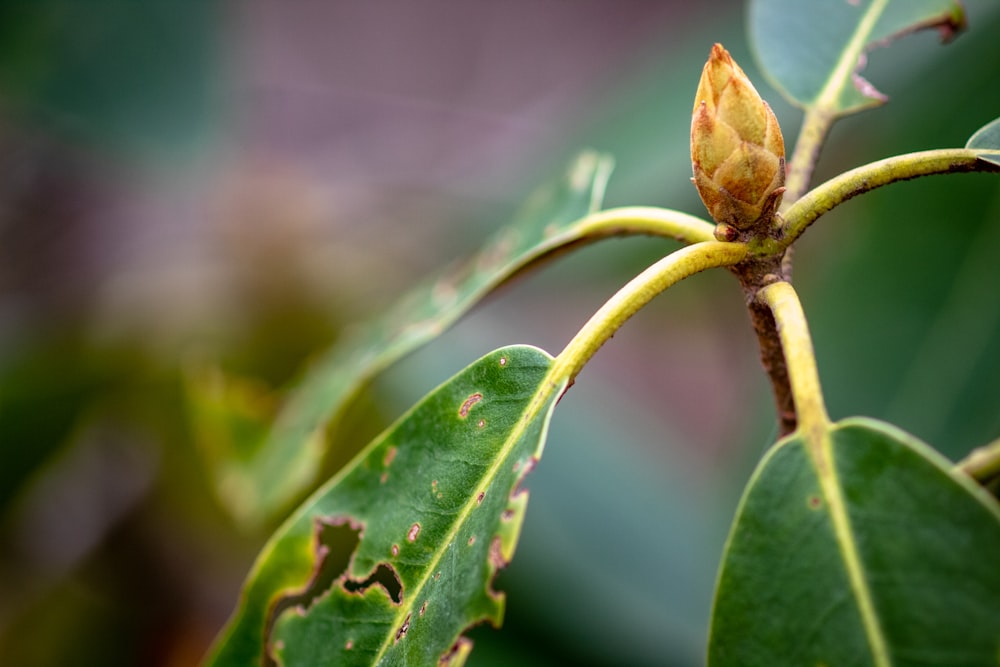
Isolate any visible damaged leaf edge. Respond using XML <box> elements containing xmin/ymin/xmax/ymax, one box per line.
<box><xmin>310</xmin><ymin>348</ymin><xmax>568</xmax><ymax>665</ymax></box>
<box><xmin>206</xmin><ymin>345</ymin><xmax>567</xmax><ymax>666</ymax></box>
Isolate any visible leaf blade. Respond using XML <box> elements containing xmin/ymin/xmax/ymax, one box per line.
<box><xmin>207</xmin><ymin>151</ymin><xmax>613</xmax><ymax>525</ymax></box>
<box><xmin>204</xmin><ymin>345</ymin><xmax>567</xmax><ymax>666</ymax></box>
<box><xmin>749</xmin><ymin>0</ymin><xmax>965</xmax><ymax>115</ymax></box>
<box><xmin>709</xmin><ymin>417</ymin><xmax>1000</xmax><ymax>666</ymax></box>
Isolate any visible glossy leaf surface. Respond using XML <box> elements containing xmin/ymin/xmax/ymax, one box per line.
<box><xmin>749</xmin><ymin>0</ymin><xmax>965</xmax><ymax>114</ymax></box>
<box><xmin>709</xmin><ymin>417</ymin><xmax>1000</xmax><ymax>666</ymax></box>
<box><xmin>208</xmin><ymin>151</ymin><xmax>612</xmax><ymax>525</ymax></box>
<box><xmin>205</xmin><ymin>345</ymin><xmax>565</xmax><ymax>666</ymax></box>
<box><xmin>967</xmin><ymin>115</ymin><xmax>1000</xmax><ymax>166</ymax></box>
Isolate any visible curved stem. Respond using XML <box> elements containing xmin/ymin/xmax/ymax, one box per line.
<box><xmin>775</xmin><ymin>107</ymin><xmax>838</xmax><ymax>281</ymax></box>
<box><xmin>782</xmin><ymin>109</ymin><xmax>836</xmax><ymax>207</ymax></box>
<box><xmin>757</xmin><ymin>281</ymin><xmax>830</xmax><ymax>437</ymax></box>
<box><xmin>956</xmin><ymin>437</ymin><xmax>1000</xmax><ymax>486</ymax></box>
<box><xmin>779</xmin><ymin>148</ymin><xmax>1000</xmax><ymax>251</ymax></box>
<box><xmin>550</xmin><ymin>241</ymin><xmax>747</xmax><ymax>387</ymax></box>
<box><xmin>573</xmin><ymin>205</ymin><xmax>717</xmax><ymax>245</ymax></box>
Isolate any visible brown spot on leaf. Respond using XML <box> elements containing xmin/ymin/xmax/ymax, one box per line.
<box><xmin>489</xmin><ymin>536</ymin><xmax>508</xmax><ymax>569</ymax></box>
<box><xmin>458</xmin><ymin>392</ymin><xmax>483</xmax><ymax>418</ymax></box>
<box><xmin>395</xmin><ymin>614</ymin><xmax>412</xmax><ymax>642</ymax></box>
<box><xmin>383</xmin><ymin>446</ymin><xmax>398</xmax><ymax>467</ymax></box>
<box><xmin>432</xmin><ymin>277</ymin><xmax>458</xmax><ymax>308</ymax></box>
<box><xmin>467</xmin><ymin>535</ymin><xmax>476</xmax><ymax>546</ymax></box>
<box><xmin>420</xmin><ymin>600</ymin><xmax>428</xmax><ymax>616</ymax></box>
<box><xmin>439</xmin><ymin>637</ymin><xmax>473</xmax><ymax>665</ymax></box>
<box><xmin>520</xmin><ymin>457</ymin><xmax>538</xmax><ymax>476</ymax></box>
<box><xmin>407</xmin><ymin>523</ymin><xmax>420</xmax><ymax>542</ymax></box>
<box><xmin>476</xmin><ymin>492</ymin><xmax>485</xmax><ymax>505</ymax></box>
<box><xmin>477</xmin><ymin>418</ymin><xmax>486</xmax><ymax>428</ymax></box>
<box><xmin>391</xmin><ymin>544</ymin><xmax>399</xmax><ymax>557</ymax></box>
<box><xmin>345</xmin><ymin>640</ymin><xmax>353</xmax><ymax>650</ymax></box>
<box><xmin>498</xmin><ymin>356</ymin><xmax>507</xmax><ymax>367</ymax></box>
<box><xmin>808</xmin><ymin>495</ymin><xmax>822</xmax><ymax>510</ymax></box>
<box><xmin>476</xmin><ymin>230</ymin><xmax>517</xmax><ymax>273</ymax></box>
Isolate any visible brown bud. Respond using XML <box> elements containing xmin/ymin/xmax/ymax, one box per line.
<box><xmin>691</xmin><ymin>44</ymin><xmax>785</xmax><ymax>231</ymax></box>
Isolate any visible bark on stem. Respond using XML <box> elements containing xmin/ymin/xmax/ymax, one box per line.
<box><xmin>747</xmin><ymin>299</ymin><xmax>797</xmax><ymax>435</ymax></box>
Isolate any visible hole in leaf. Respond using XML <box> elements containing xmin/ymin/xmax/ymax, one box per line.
<box><xmin>266</xmin><ymin>518</ymin><xmax>361</xmax><ymax>664</ymax></box>
<box><xmin>343</xmin><ymin>562</ymin><xmax>403</xmax><ymax>605</ymax></box>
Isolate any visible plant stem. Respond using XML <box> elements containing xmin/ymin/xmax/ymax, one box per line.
<box><xmin>745</xmin><ymin>148</ymin><xmax>1000</xmax><ymax>432</ymax></box>
<box><xmin>757</xmin><ymin>281</ymin><xmax>830</xmax><ymax>437</ymax></box>
<box><xmin>550</xmin><ymin>241</ymin><xmax>747</xmax><ymax>387</ymax></box>
<box><xmin>747</xmin><ymin>297</ymin><xmax>796</xmax><ymax>435</ymax></box>
<box><xmin>779</xmin><ymin>149</ymin><xmax>1000</xmax><ymax>250</ymax></box>
<box><xmin>956</xmin><ymin>437</ymin><xmax>1000</xmax><ymax>487</ymax></box>
<box><xmin>574</xmin><ymin>206</ymin><xmax>717</xmax><ymax>245</ymax></box>
<box><xmin>782</xmin><ymin>109</ymin><xmax>835</xmax><ymax>206</ymax></box>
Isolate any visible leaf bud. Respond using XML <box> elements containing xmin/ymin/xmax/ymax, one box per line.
<box><xmin>691</xmin><ymin>44</ymin><xmax>785</xmax><ymax>232</ymax></box>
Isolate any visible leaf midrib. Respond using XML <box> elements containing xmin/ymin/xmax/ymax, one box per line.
<box><xmin>370</xmin><ymin>350</ymin><xmax>566</xmax><ymax>665</ymax></box>
<box><xmin>811</xmin><ymin>0</ymin><xmax>889</xmax><ymax>111</ymax></box>
<box><xmin>809</xmin><ymin>426</ymin><xmax>891</xmax><ymax>667</ymax></box>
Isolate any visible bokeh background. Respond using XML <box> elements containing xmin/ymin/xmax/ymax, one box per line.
<box><xmin>2</xmin><ymin>2</ymin><xmax>999</xmax><ymax>665</ymax></box>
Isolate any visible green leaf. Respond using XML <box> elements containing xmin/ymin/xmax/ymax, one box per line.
<box><xmin>204</xmin><ymin>345</ymin><xmax>566</xmax><ymax>666</ymax></box>
<box><xmin>749</xmin><ymin>0</ymin><xmax>966</xmax><ymax>115</ymax></box>
<box><xmin>208</xmin><ymin>151</ymin><xmax>613</xmax><ymax>526</ymax></box>
<box><xmin>967</xmin><ymin>115</ymin><xmax>1000</xmax><ymax>166</ymax></box>
<box><xmin>709</xmin><ymin>417</ymin><xmax>1000</xmax><ymax>666</ymax></box>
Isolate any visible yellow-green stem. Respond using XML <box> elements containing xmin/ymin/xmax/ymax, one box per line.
<box><xmin>757</xmin><ymin>281</ymin><xmax>830</xmax><ymax>437</ymax></box>
<box><xmin>573</xmin><ymin>205</ymin><xmax>716</xmax><ymax>245</ymax></box>
<box><xmin>780</xmin><ymin>149</ymin><xmax>1000</xmax><ymax>251</ymax></box>
<box><xmin>956</xmin><ymin>437</ymin><xmax>1000</xmax><ymax>485</ymax></box>
<box><xmin>758</xmin><ymin>280</ymin><xmax>894</xmax><ymax>667</ymax></box>
<box><xmin>781</xmin><ymin>109</ymin><xmax>835</xmax><ymax>208</ymax></box>
<box><xmin>550</xmin><ymin>241</ymin><xmax>747</xmax><ymax>388</ymax></box>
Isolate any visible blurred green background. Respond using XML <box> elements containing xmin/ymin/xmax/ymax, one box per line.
<box><xmin>1</xmin><ymin>2</ymin><xmax>998</xmax><ymax>665</ymax></box>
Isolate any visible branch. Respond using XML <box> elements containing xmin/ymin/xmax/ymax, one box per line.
<box><xmin>574</xmin><ymin>206</ymin><xmax>717</xmax><ymax>246</ymax></box>
<box><xmin>779</xmin><ymin>149</ymin><xmax>1000</xmax><ymax>251</ymax></box>
<box><xmin>757</xmin><ymin>281</ymin><xmax>830</xmax><ymax>437</ymax></box>
<box><xmin>956</xmin><ymin>437</ymin><xmax>1000</xmax><ymax>487</ymax></box>
<box><xmin>552</xmin><ymin>241</ymin><xmax>747</xmax><ymax>388</ymax></box>
<box><xmin>782</xmin><ymin>108</ymin><xmax>836</xmax><ymax>206</ymax></box>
